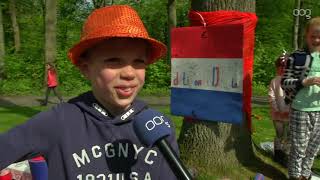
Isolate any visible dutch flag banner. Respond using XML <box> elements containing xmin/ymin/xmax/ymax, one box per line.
<box><xmin>170</xmin><ymin>24</ymin><xmax>244</xmax><ymax>124</ymax></box>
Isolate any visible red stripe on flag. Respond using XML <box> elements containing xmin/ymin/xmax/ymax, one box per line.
<box><xmin>171</xmin><ymin>24</ymin><xmax>243</xmax><ymax>58</ymax></box>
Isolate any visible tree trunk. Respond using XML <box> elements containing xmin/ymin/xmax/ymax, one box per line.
<box><xmin>293</xmin><ymin>0</ymin><xmax>301</xmax><ymax>50</ymax></box>
<box><xmin>178</xmin><ymin>0</ymin><xmax>256</xmax><ymax>177</ymax></box>
<box><xmin>298</xmin><ymin>0</ymin><xmax>306</xmax><ymax>50</ymax></box>
<box><xmin>44</xmin><ymin>0</ymin><xmax>57</xmax><ymax>81</ymax></box>
<box><xmin>167</xmin><ymin>0</ymin><xmax>176</xmax><ymax>60</ymax></box>
<box><xmin>168</xmin><ymin>0</ymin><xmax>177</xmax><ymax>28</ymax></box>
<box><xmin>0</xmin><ymin>5</ymin><xmax>5</xmax><ymax>80</ymax></box>
<box><xmin>9</xmin><ymin>0</ymin><xmax>21</xmax><ymax>53</ymax></box>
<box><xmin>40</xmin><ymin>0</ymin><xmax>46</xmax><ymax>86</ymax></box>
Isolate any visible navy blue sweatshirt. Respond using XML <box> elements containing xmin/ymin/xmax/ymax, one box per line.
<box><xmin>0</xmin><ymin>91</ymin><xmax>179</xmax><ymax>180</ymax></box>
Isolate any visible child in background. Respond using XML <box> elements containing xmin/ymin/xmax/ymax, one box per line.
<box><xmin>0</xmin><ymin>5</ymin><xmax>179</xmax><ymax>180</ymax></box>
<box><xmin>41</xmin><ymin>63</ymin><xmax>63</xmax><ymax>106</ymax></box>
<box><xmin>268</xmin><ymin>53</ymin><xmax>290</xmax><ymax>166</ymax></box>
<box><xmin>281</xmin><ymin>17</ymin><xmax>320</xmax><ymax>180</ymax></box>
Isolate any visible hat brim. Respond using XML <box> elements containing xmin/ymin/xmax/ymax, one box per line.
<box><xmin>68</xmin><ymin>33</ymin><xmax>167</xmax><ymax>65</ymax></box>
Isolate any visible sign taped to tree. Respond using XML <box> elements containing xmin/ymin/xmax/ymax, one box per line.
<box><xmin>170</xmin><ymin>24</ymin><xmax>244</xmax><ymax>124</ymax></box>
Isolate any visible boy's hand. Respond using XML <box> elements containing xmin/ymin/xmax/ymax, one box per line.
<box><xmin>302</xmin><ymin>77</ymin><xmax>320</xmax><ymax>86</ymax></box>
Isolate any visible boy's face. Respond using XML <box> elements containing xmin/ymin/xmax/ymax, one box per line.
<box><xmin>79</xmin><ymin>38</ymin><xmax>148</xmax><ymax>114</ymax></box>
<box><xmin>306</xmin><ymin>25</ymin><xmax>320</xmax><ymax>52</ymax></box>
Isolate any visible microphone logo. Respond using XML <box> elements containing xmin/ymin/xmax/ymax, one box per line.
<box><xmin>145</xmin><ymin>116</ymin><xmax>171</xmax><ymax>131</ymax></box>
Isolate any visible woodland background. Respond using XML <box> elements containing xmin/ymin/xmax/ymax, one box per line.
<box><xmin>0</xmin><ymin>0</ymin><xmax>319</xmax><ymax>96</ymax></box>
<box><xmin>1</xmin><ymin>1</ymin><xmax>320</xmax><ymax>179</ymax></box>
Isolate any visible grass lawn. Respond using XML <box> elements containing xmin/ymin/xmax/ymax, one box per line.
<box><xmin>0</xmin><ymin>106</ymin><xmax>47</xmax><ymax>132</ymax></box>
<box><xmin>0</xmin><ymin>105</ymin><xmax>184</xmax><ymax>138</ymax></box>
<box><xmin>1</xmin><ymin>104</ymin><xmax>320</xmax><ymax>179</ymax></box>
<box><xmin>252</xmin><ymin>105</ymin><xmax>320</xmax><ymax>176</ymax></box>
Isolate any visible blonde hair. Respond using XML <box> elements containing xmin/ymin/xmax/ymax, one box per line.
<box><xmin>305</xmin><ymin>17</ymin><xmax>320</xmax><ymax>35</ymax></box>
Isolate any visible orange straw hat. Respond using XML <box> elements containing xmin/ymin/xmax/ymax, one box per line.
<box><xmin>68</xmin><ymin>5</ymin><xmax>167</xmax><ymax>65</ymax></box>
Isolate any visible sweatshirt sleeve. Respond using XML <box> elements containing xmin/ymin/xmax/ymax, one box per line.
<box><xmin>0</xmin><ymin>107</ymin><xmax>59</xmax><ymax>170</ymax></box>
<box><xmin>281</xmin><ymin>55</ymin><xmax>304</xmax><ymax>92</ymax></box>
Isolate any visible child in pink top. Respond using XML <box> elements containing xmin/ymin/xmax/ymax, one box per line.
<box><xmin>268</xmin><ymin>53</ymin><xmax>290</xmax><ymax>166</ymax></box>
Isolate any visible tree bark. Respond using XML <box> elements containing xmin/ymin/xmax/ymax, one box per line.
<box><xmin>9</xmin><ymin>0</ymin><xmax>21</xmax><ymax>53</ymax></box>
<box><xmin>293</xmin><ymin>0</ymin><xmax>301</xmax><ymax>50</ymax></box>
<box><xmin>0</xmin><ymin>5</ymin><xmax>5</xmax><ymax>80</ymax></box>
<box><xmin>44</xmin><ymin>0</ymin><xmax>57</xmax><ymax>81</ymax></box>
<box><xmin>178</xmin><ymin>0</ymin><xmax>256</xmax><ymax>177</ymax></box>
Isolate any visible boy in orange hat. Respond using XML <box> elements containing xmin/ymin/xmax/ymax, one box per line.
<box><xmin>0</xmin><ymin>5</ymin><xmax>179</xmax><ymax>180</ymax></box>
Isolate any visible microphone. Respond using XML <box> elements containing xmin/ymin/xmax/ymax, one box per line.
<box><xmin>134</xmin><ymin>109</ymin><xmax>193</xmax><ymax>180</ymax></box>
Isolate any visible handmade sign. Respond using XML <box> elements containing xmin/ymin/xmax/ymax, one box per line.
<box><xmin>171</xmin><ymin>24</ymin><xmax>243</xmax><ymax>124</ymax></box>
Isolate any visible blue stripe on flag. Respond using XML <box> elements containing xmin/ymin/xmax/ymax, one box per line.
<box><xmin>171</xmin><ymin>88</ymin><xmax>243</xmax><ymax>124</ymax></box>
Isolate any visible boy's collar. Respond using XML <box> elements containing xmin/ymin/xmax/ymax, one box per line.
<box><xmin>92</xmin><ymin>102</ymin><xmax>109</xmax><ymax>117</ymax></box>
<box><xmin>69</xmin><ymin>91</ymin><xmax>148</xmax><ymax>124</ymax></box>
<box><xmin>87</xmin><ymin>91</ymin><xmax>148</xmax><ymax>124</ymax></box>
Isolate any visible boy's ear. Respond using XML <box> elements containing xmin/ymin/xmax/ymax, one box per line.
<box><xmin>77</xmin><ymin>58</ymin><xmax>90</xmax><ymax>80</ymax></box>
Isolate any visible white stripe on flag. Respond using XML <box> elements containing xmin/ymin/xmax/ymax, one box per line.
<box><xmin>171</xmin><ymin>58</ymin><xmax>243</xmax><ymax>93</ymax></box>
